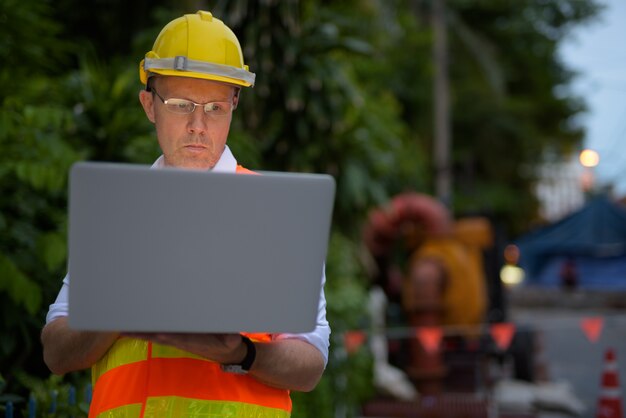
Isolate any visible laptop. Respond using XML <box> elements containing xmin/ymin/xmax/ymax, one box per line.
<box><xmin>67</xmin><ymin>162</ymin><xmax>335</xmax><ymax>334</ymax></box>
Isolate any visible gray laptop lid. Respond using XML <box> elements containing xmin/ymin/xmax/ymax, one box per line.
<box><xmin>67</xmin><ymin>162</ymin><xmax>335</xmax><ymax>334</ymax></box>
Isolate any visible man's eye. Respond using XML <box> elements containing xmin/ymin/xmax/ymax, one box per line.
<box><xmin>207</xmin><ymin>103</ymin><xmax>222</xmax><ymax>112</ymax></box>
<box><xmin>178</xmin><ymin>101</ymin><xmax>194</xmax><ymax>111</ymax></box>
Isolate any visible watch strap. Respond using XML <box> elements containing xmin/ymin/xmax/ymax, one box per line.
<box><xmin>221</xmin><ymin>335</ymin><xmax>256</xmax><ymax>374</ymax></box>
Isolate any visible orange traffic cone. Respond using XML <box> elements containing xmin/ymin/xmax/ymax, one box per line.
<box><xmin>597</xmin><ymin>348</ymin><xmax>624</xmax><ymax>418</ymax></box>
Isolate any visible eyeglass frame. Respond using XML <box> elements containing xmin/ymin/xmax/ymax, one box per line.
<box><xmin>150</xmin><ymin>87</ymin><xmax>236</xmax><ymax>117</ymax></box>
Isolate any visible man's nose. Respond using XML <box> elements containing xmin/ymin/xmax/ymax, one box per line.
<box><xmin>187</xmin><ymin>107</ymin><xmax>209</xmax><ymax>134</ymax></box>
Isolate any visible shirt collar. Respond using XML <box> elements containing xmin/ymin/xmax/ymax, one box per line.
<box><xmin>150</xmin><ymin>145</ymin><xmax>237</xmax><ymax>173</ymax></box>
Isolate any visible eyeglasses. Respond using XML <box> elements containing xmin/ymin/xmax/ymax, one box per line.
<box><xmin>151</xmin><ymin>88</ymin><xmax>234</xmax><ymax>116</ymax></box>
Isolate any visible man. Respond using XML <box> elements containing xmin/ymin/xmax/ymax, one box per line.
<box><xmin>41</xmin><ymin>10</ymin><xmax>330</xmax><ymax>418</ymax></box>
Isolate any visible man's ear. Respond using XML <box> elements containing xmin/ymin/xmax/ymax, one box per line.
<box><xmin>139</xmin><ymin>90</ymin><xmax>156</xmax><ymax>123</ymax></box>
<box><xmin>232</xmin><ymin>88</ymin><xmax>240</xmax><ymax>110</ymax></box>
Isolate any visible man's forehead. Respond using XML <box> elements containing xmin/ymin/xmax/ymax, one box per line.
<box><xmin>153</xmin><ymin>75</ymin><xmax>238</xmax><ymax>95</ymax></box>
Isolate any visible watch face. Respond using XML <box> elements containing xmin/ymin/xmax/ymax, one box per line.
<box><xmin>220</xmin><ymin>364</ymin><xmax>248</xmax><ymax>375</ymax></box>
<box><xmin>220</xmin><ymin>336</ymin><xmax>255</xmax><ymax>374</ymax></box>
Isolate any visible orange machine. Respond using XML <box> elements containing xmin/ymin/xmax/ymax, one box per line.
<box><xmin>363</xmin><ymin>193</ymin><xmax>492</xmax><ymax>394</ymax></box>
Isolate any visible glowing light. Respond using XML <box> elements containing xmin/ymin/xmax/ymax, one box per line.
<box><xmin>579</xmin><ymin>149</ymin><xmax>600</xmax><ymax>168</ymax></box>
<box><xmin>500</xmin><ymin>264</ymin><xmax>525</xmax><ymax>287</ymax></box>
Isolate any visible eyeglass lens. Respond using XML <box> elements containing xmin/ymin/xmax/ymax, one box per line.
<box><xmin>152</xmin><ymin>89</ymin><xmax>232</xmax><ymax>116</ymax></box>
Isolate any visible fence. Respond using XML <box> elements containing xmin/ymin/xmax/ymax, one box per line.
<box><xmin>2</xmin><ymin>385</ymin><xmax>91</xmax><ymax>418</ymax></box>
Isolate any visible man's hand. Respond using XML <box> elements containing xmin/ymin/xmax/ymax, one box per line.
<box><xmin>123</xmin><ymin>332</ymin><xmax>247</xmax><ymax>365</ymax></box>
<box><xmin>125</xmin><ymin>332</ymin><xmax>325</xmax><ymax>392</ymax></box>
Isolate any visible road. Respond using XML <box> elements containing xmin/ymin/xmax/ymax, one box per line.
<box><xmin>508</xmin><ymin>288</ymin><xmax>626</xmax><ymax>417</ymax></box>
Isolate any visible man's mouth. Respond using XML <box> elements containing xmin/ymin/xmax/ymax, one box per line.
<box><xmin>184</xmin><ymin>144</ymin><xmax>208</xmax><ymax>152</ymax></box>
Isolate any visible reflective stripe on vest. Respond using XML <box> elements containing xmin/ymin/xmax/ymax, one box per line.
<box><xmin>144</xmin><ymin>397</ymin><xmax>288</xmax><ymax>418</ymax></box>
<box><xmin>95</xmin><ymin>398</ymin><xmax>289</xmax><ymax>418</ymax></box>
<box><xmin>90</xmin><ymin>335</ymin><xmax>290</xmax><ymax>418</ymax></box>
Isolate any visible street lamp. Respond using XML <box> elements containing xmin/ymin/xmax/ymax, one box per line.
<box><xmin>500</xmin><ymin>244</ymin><xmax>525</xmax><ymax>287</ymax></box>
<box><xmin>579</xmin><ymin>149</ymin><xmax>599</xmax><ymax>168</ymax></box>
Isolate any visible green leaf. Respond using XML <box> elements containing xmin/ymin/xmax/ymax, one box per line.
<box><xmin>37</xmin><ymin>232</ymin><xmax>67</xmax><ymax>273</ymax></box>
<box><xmin>0</xmin><ymin>254</ymin><xmax>42</xmax><ymax>315</ymax></box>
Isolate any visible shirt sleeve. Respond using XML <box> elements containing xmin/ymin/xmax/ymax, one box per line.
<box><xmin>46</xmin><ymin>274</ymin><xmax>70</xmax><ymax>324</ymax></box>
<box><xmin>274</xmin><ymin>266</ymin><xmax>331</xmax><ymax>366</ymax></box>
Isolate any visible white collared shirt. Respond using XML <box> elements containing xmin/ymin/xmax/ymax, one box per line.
<box><xmin>150</xmin><ymin>145</ymin><xmax>239</xmax><ymax>173</ymax></box>
<box><xmin>46</xmin><ymin>146</ymin><xmax>330</xmax><ymax>364</ymax></box>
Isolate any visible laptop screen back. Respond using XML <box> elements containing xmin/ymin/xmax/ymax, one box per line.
<box><xmin>68</xmin><ymin>162</ymin><xmax>335</xmax><ymax>333</ymax></box>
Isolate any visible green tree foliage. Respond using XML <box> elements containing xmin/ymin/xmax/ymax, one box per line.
<box><xmin>355</xmin><ymin>0</ymin><xmax>601</xmax><ymax>231</ymax></box>
<box><xmin>0</xmin><ymin>0</ymin><xmax>158</xmax><ymax>396</ymax></box>
<box><xmin>445</xmin><ymin>0</ymin><xmax>600</xmax><ymax>229</ymax></box>
<box><xmin>0</xmin><ymin>0</ymin><xmax>78</xmax><ymax>386</ymax></box>
<box><xmin>214</xmin><ymin>1</ymin><xmax>427</xmax><ymax>228</ymax></box>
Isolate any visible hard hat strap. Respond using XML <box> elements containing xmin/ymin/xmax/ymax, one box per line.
<box><xmin>144</xmin><ymin>56</ymin><xmax>256</xmax><ymax>86</ymax></box>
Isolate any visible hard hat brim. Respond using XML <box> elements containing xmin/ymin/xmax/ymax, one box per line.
<box><xmin>139</xmin><ymin>57</ymin><xmax>254</xmax><ymax>88</ymax></box>
<box><xmin>146</xmin><ymin>69</ymin><xmax>253</xmax><ymax>88</ymax></box>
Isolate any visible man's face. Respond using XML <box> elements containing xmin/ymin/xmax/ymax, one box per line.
<box><xmin>139</xmin><ymin>76</ymin><xmax>238</xmax><ymax>170</ymax></box>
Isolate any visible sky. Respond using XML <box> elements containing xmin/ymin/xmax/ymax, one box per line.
<box><xmin>559</xmin><ymin>0</ymin><xmax>626</xmax><ymax>196</ymax></box>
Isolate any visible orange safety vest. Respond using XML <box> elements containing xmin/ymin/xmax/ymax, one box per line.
<box><xmin>89</xmin><ymin>334</ymin><xmax>291</xmax><ymax>418</ymax></box>
<box><xmin>235</xmin><ymin>165</ymin><xmax>256</xmax><ymax>175</ymax></box>
<box><xmin>89</xmin><ymin>164</ymin><xmax>291</xmax><ymax>418</ymax></box>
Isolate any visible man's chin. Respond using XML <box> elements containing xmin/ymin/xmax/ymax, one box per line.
<box><xmin>164</xmin><ymin>155</ymin><xmax>216</xmax><ymax>171</ymax></box>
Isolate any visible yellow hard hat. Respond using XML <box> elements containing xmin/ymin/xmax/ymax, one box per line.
<box><xmin>139</xmin><ymin>10</ymin><xmax>255</xmax><ymax>87</ymax></box>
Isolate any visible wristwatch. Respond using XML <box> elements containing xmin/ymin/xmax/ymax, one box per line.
<box><xmin>220</xmin><ymin>335</ymin><xmax>256</xmax><ymax>374</ymax></box>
